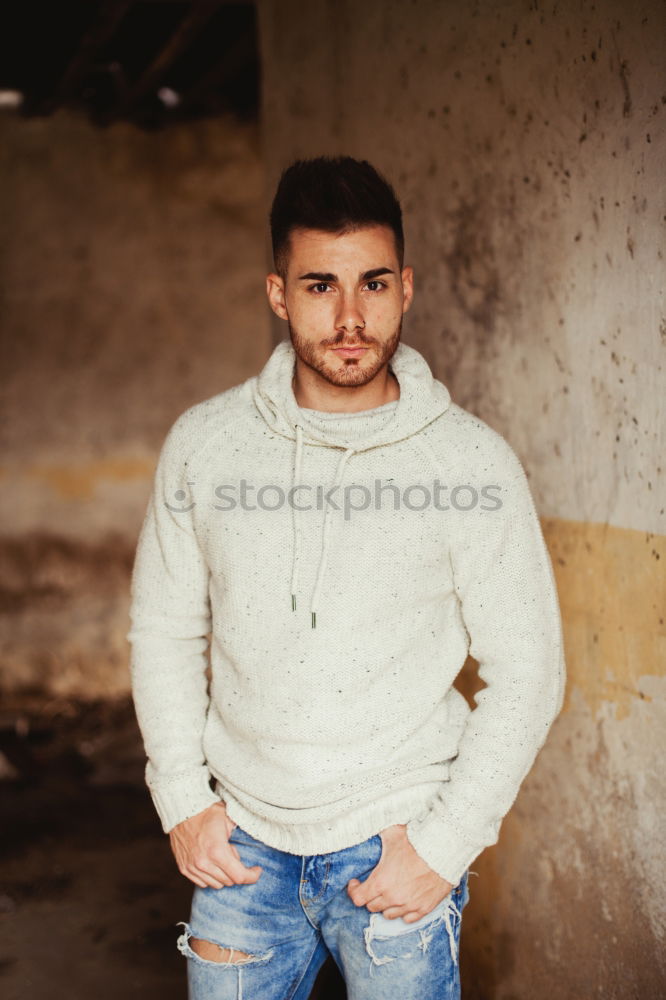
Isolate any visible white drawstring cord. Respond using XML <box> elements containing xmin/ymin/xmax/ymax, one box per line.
<box><xmin>290</xmin><ymin>424</ymin><xmax>304</xmax><ymax>611</ymax></box>
<box><xmin>310</xmin><ymin>447</ymin><xmax>355</xmax><ymax>627</ymax></box>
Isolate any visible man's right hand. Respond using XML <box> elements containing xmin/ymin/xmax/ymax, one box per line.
<box><xmin>169</xmin><ymin>801</ymin><xmax>263</xmax><ymax>889</ymax></box>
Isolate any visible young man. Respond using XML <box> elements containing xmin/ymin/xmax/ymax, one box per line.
<box><xmin>128</xmin><ymin>157</ymin><xmax>566</xmax><ymax>999</ymax></box>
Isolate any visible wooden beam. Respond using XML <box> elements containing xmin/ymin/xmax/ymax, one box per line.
<box><xmin>106</xmin><ymin>0</ymin><xmax>221</xmax><ymax>121</ymax></box>
<box><xmin>136</xmin><ymin>0</ymin><xmax>252</xmax><ymax>4</ymax></box>
<box><xmin>176</xmin><ymin>26</ymin><xmax>255</xmax><ymax>114</ymax></box>
<box><xmin>39</xmin><ymin>0</ymin><xmax>133</xmax><ymax>115</ymax></box>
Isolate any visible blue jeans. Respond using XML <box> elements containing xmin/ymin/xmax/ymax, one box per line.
<box><xmin>177</xmin><ymin>824</ymin><xmax>470</xmax><ymax>1000</ymax></box>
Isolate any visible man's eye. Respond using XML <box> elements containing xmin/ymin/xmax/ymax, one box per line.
<box><xmin>309</xmin><ymin>283</ymin><xmax>331</xmax><ymax>294</ymax></box>
<box><xmin>365</xmin><ymin>280</ymin><xmax>386</xmax><ymax>292</ymax></box>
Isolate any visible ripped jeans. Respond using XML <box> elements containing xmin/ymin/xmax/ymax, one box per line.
<box><xmin>177</xmin><ymin>824</ymin><xmax>470</xmax><ymax>1000</ymax></box>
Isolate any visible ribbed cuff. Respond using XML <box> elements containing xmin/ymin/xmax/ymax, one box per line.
<box><xmin>406</xmin><ymin>811</ymin><xmax>488</xmax><ymax>886</ymax></box>
<box><xmin>148</xmin><ymin>766</ymin><xmax>222</xmax><ymax>833</ymax></box>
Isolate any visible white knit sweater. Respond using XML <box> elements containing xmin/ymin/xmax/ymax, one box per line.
<box><xmin>128</xmin><ymin>340</ymin><xmax>566</xmax><ymax>885</ymax></box>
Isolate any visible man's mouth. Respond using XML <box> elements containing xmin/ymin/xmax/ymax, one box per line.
<box><xmin>330</xmin><ymin>345</ymin><xmax>370</xmax><ymax>358</ymax></box>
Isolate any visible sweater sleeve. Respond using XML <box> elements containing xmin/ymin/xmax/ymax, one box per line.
<box><xmin>127</xmin><ymin>414</ymin><xmax>221</xmax><ymax>832</ymax></box>
<box><xmin>405</xmin><ymin>432</ymin><xmax>566</xmax><ymax>885</ymax></box>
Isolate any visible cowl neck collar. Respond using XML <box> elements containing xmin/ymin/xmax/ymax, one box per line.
<box><xmin>252</xmin><ymin>339</ymin><xmax>450</xmax><ymax>452</ymax></box>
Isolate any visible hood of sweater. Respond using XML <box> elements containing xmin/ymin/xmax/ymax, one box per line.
<box><xmin>251</xmin><ymin>339</ymin><xmax>451</xmax><ymax>626</ymax></box>
<box><xmin>253</xmin><ymin>339</ymin><xmax>451</xmax><ymax>451</ymax></box>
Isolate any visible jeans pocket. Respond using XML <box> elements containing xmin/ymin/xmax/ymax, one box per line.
<box><xmin>362</xmin><ymin>833</ymin><xmax>384</xmax><ymax>874</ymax></box>
<box><xmin>227</xmin><ymin>823</ymin><xmax>258</xmax><ymax>847</ymax></box>
<box><xmin>371</xmin><ymin>833</ymin><xmax>383</xmax><ymax>864</ymax></box>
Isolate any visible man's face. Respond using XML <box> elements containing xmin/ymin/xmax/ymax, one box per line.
<box><xmin>266</xmin><ymin>225</ymin><xmax>414</xmax><ymax>389</ymax></box>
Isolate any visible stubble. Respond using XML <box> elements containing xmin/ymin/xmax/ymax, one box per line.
<box><xmin>288</xmin><ymin>321</ymin><xmax>402</xmax><ymax>388</ymax></box>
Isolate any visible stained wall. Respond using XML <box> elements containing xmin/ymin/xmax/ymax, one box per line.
<box><xmin>0</xmin><ymin>111</ymin><xmax>271</xmax><ymax>695</ymax></box>
<box><xmin>256</xmin><ymin>0</ymin><xmax>666</xmax><ymax>996</ymax></box>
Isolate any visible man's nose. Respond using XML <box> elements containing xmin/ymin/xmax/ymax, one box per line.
<box><xmin>335</xmin><ymin>291</ymin><xmax>365</xmax><ymax>333</ymax></box>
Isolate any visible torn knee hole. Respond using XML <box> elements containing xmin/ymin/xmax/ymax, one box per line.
<box><xmin>190</xmin><ymin>938</ymin><xmax>256</xmax><ymax>964</ymax></box>
<box><xmin>176</xmin><ymin>924</ymin><xmax>273</xmax><ymax>968</ymax></box>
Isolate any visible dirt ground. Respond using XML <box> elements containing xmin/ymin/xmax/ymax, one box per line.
<box><xmin>0</xmin><ymin>696</ymin><xmax>346</xmax><ymax>1000</ymax></box>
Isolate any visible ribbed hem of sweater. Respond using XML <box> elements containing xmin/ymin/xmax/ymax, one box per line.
<box><xmin>149</xmin><ymin>766</ymin><xmax>222</xmax><ymax>832</ymax></box>
<box><xmin>217</xmin><ymin>780</ymin><xmax>442</xmax><ymax>862</ymax></box>
<box><xmin>150</xmin><ymin>768</ymin><xmax>481</xmax><ymax>886</ymax></box>
<box><xmin>405</xmin><ymin>812</ymin><xmax>488</xmax><ymax>887</ymax></box>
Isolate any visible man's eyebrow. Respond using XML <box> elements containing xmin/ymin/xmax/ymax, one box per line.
<box><xmin>361</xmin><ymin>267</ymin><xmax>395</xmax><ymax>280</ymax></box>
<box><xmin>297</xmin><ymin>267</ymin><xmax>396</xmax><ymax>281</ymax></box>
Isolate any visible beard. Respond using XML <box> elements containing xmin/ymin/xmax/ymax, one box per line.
<box><xmin>288</xmin><ymin>319</ymin><xmax>402</xmax><ymax>388</ymax></box>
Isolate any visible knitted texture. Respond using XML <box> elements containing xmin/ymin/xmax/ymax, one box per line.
<box><xmin>128</xmin><ymin>340</ymin><xmax>566</xmax><ymax>885</ymax></box>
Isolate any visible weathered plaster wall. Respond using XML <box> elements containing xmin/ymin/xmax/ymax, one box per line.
<box><xmin>257</xmin><ymin>0</ymin><xmax>665</xmax><ymax>996</ymax></box>
<box><xmin>0</xmin><ymin>112</ymin><xmax>271</xmax><ymax>695</ymax></box>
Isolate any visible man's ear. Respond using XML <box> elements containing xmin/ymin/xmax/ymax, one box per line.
<box><xmin>401</xmin><ymin>265</ymin><xmax>414</xmax><ymax>314</ymax></box>
<box><xmin>266</xmin><ymin>273</ymin><xmax>288</xmax><ymax>320</ymax></box>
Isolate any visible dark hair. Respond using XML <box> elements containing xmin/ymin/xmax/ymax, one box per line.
<box><xmin>270</xmin><ymin>156</ymin><xmax>404</xmax><ymax>277</ymax></box>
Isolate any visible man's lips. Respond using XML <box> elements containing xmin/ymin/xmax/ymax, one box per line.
<box><xmin>330</xmin><ymin>345</ymin><xmax>370</xmax><ymax>358</ymax></box>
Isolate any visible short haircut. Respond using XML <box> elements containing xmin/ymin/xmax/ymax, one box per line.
<box><xmin>270</xmin><ymin>156</ymin><xmax>404</xmax><ymax>278</ymax></box>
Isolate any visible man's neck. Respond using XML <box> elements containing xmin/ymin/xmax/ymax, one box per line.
<box><xmin>292</xmin><ymin>364</ymin><xmax>400</xmax><ymax>414</ymax></box>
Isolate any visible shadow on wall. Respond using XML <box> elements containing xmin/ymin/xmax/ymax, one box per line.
<box><xmin>0</xmin><ymin>696</ymin><xmax>350</xmax><ymax>999</ymax></box>
<box><xmin>0</xmin><ymin>534</ymin><xmax>135</xmax><ymax>698</ymax></box>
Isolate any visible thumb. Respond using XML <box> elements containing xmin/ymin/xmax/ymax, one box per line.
<box><xmin>247</xmin><ymin>865</ymin><xmax>263</xmax><ymax>881</ymax></box>
<box><xmin>347</xmin><ymin>873</ymin><xmax>374</xmax><ymax>904</ymax></box>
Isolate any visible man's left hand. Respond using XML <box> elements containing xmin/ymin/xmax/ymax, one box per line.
<box><xmin>346</xmin><ymin>824</ymin><xmax>454</xmax><ymax>923</ymax></box>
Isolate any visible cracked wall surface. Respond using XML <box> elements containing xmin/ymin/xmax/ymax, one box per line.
<box><xmin>257</xmin><ymin>0</ymin><xmax>666</xmax><ymax>996</ymax></box>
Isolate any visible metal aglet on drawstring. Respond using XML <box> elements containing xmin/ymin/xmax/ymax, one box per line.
<box><xmin>291</xmin><ymin>596</ymin><xmax>316</xmax><ymax>626</ymax></box>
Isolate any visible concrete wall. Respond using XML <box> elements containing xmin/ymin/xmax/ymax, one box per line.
<box><xmin>0</xmin><ymin>111</ymin><xmax>271</xmax><ymax>696</ymax></box>
<box><xmin>257</xmin><ymin>0</ymin><xmax>665</xmax><ymax>996</ymax></box>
